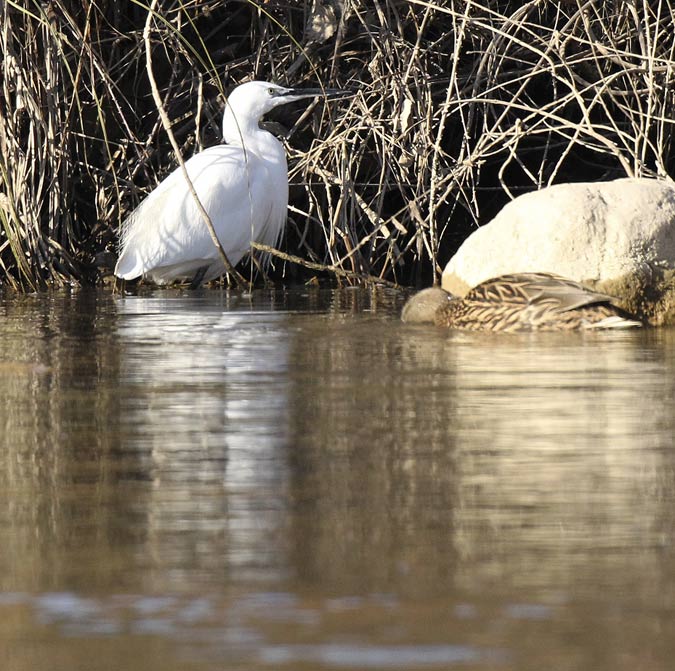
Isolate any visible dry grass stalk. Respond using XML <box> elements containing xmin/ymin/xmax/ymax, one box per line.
<box><xmin>1</xmin><ymin>0</ymin><xmax>675</xmax><ymax>288</ymax></box>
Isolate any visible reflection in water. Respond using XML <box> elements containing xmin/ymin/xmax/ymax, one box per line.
<box><xmin>0</xmin><ymin>291</ymin><xmax>123</xmax><ymax>594</ymax></box>
<box><xmin>287</xmin><ymin>320</ymin><xmax>675</xmax><ymax>600</ymax></box>
<box><xmin>1</xmin><ymin>288</ymin><xmax>675</xmax><ymax>670</ymax></box>
<box><xmin>116</xmin><ymin>293</ymin><xmax>292</xmax><ymax>585</ymax></box>
<box><xmin>446</xmin><ymin>332</ymin><xmax>673</xmax><ymax>595</ymax></box>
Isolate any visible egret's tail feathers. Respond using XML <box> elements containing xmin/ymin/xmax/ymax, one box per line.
<box><xmin>114</xmin><ymin>250</ymin><xmax>143</xmax><ymax>280</ymax></box>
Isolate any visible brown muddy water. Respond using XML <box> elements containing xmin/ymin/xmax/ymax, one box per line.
<box><xmin>1</xmin><ymin>286</ymin><xmax>675</xmax><ymax>670</ymax></box>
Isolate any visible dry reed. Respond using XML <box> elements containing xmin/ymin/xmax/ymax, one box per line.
<box><xmin>1</xmin><ymin>0</ymin><xmax>675</xmax><ymax>289</ymax></box>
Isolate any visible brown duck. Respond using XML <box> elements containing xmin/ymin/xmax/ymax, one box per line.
<box><xmin>401</xmin><ymin>272</ymin><xmax>642</xmax><ymax>332</ymax></box>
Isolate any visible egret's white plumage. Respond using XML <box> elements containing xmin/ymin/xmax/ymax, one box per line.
<box><xmin>115</xmin><ymin>81</ymin><xmax>344</xmax><ymax>284</ymax></box>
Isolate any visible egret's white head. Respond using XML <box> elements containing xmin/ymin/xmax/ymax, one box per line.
<box><xmin>222</xmin><ymin>80</ymin><xmax>348</xmax><ymax>144</ymax></box>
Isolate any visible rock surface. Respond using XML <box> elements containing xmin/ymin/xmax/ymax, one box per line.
<box><xmin>441</xmin><ymin>178</ymin><xmax>675</xmax><ymax>324</ymax></box>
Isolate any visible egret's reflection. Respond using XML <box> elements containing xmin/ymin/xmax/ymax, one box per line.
<box><xmin>116</xmin><ymin>293</ymin><xmax>290</xmax><ymax>583</ymax></box>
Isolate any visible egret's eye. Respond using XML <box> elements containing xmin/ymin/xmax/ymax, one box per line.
<box><xmin>267</xmin><ymin>87</ymin><xmax>276</xmax><ymax>96</ymax></box>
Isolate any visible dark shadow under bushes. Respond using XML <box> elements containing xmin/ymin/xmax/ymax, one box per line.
<box><xmin>1</xmin><ymin>0</ymin><xmax>675</xmax><ymax>289</ymax></box>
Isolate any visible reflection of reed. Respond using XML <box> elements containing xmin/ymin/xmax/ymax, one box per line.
<box><xmin>287</xmin><ymin>315</ymin><xmax>462</xmax><ymax>594</ymax></box>
<box><xmin>0</xmin><ymin>291</ymin><xmax>122</xmax><ymax>591</ymax></box>
<box><xmin>288</xmin><ymin>323</ymin><xmax>675</xmax><ymax>596</ymax></box>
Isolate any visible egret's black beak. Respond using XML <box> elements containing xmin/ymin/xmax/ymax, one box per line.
<box><xmin>282</xmin><ymin>88</ymin><xmax>353</xmax><ymax>101</ymax></box>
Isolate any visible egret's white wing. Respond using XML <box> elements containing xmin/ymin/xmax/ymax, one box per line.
<box><xmin>115</xmin><ymin>145</ymin><xmax>287</xmax><ymax>281</ymax></box>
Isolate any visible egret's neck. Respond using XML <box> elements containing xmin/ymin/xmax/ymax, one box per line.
<box><xmin>222</xmin><ymin>109</ymin><xmax>285</xmax><ymax>163</ymax></box>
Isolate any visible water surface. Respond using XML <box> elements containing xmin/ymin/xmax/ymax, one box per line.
<box><xmin>1</xmin><ymin>286</ymin><xmax>675</xmax><ymax>670</ymax></box>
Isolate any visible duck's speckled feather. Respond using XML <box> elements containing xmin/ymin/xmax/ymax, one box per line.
<box><xmin>401</xmin><ymin>273</ymin><xmax>642</xmax><ymax>331</ymax></box>
<box><xmin>433</xmin><ymin>272</ymin><xmax>641</xmax><ymax>331</ymax></box>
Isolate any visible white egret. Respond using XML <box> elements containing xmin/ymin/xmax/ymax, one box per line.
<box><xmin>114</xmin><ymin>80</ymin><xmax>346</xmax><ymax>285</ymax></box>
